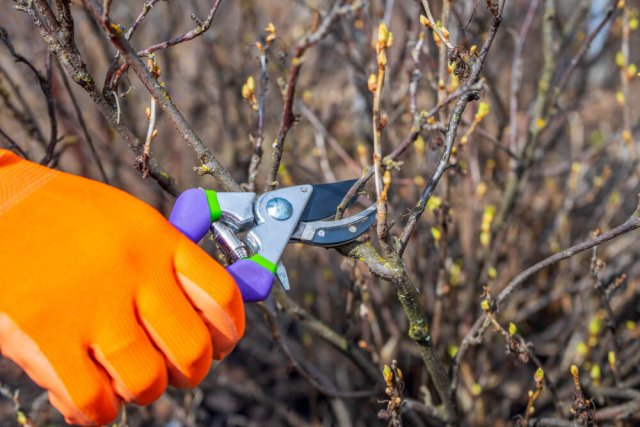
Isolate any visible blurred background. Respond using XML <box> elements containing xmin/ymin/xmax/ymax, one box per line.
<box><xmin>1</xmin><ymin>0</ymin><xmax>639</xmax><ymax>425</ymax></box>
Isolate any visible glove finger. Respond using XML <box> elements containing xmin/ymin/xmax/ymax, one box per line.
<box><xmin>90</xmin><ymin>314</ymin><xmax>167</xmax><ymax>405</ymax></box>
<box><xmin>173</xmin><ymin>236</ymin><xmax>245</xmax><ymax>359</ymax></box>
<box><xmin>136</xmin><ymin>274</ymin><xmax>213</xmax><ymax>388</ymax></box>
<box><xmin>0</xmin><ymin>316</ymin><xmax>119</xmax><ymax>425</ymax></box>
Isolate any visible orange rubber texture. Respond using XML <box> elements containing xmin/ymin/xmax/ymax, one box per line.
<box><xmin>0</xmin><ymin>150</ymin><xmax>245</xmax><ymax>425</ymax></box>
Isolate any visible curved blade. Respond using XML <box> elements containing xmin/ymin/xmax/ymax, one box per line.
<box><xmin>301</xmin><ymin>179</ymin><xmax>358</xmax><ymax>222</ymax></box>
<box><xmin>291</xmin><ymin>204</ymin><xmax>376</xmax><ymax>246</ymax></box>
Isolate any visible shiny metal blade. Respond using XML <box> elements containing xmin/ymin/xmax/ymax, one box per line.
<box><xmin>291</xmin><ymin>204</ymin><xmax>376</xmax><ymax>246</ymax></box>
<box><xmin>276</xmin><ymin>262</ymin><xmax>290</xmax><ymax>291</ymax></box>
<box><xmin>300</xmin><ymin>179</ymin><xmax>358</xmax><ymax>222</ymax></box>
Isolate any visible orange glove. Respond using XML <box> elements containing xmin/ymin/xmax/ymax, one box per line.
<box><xmin>0</xmin><ymin>150</ymin><xmax>245</xmax><ymax>425</ymax></box>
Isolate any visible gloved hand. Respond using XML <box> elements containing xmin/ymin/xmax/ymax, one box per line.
<box><xmin>0</xmin><ymin>150</ymin><xmax>245</xmax><ymax>425</ymax></box>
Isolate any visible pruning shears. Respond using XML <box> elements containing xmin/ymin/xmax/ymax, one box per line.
<box><xmin>169</xmin><ymin>180</ymin><xmax>376</xmax><ymax>302</ymax></box>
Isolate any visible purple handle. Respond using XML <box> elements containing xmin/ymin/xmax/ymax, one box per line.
<box><xmin>170</xmin><ymin>188</ymin><xmax>274</xmax><ymax>302</ymax></box>
<box><xmin>169</xmin><ymin>188</ymin><xmax>211</xmax><ymax>243</ymax></box>
<box><xmin>227</xmin><ymin>259</ymin><xmax>274</xmax><ymax>302</ymax></box>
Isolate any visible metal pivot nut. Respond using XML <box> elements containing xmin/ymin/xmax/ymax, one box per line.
<box><xmin>266</xmin><ymin>197</ymin><xmax>293</xmax><ymax>221</ymax></box>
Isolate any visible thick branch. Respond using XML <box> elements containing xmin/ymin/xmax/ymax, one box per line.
<box><xmin>83</xmin><ymin>0</ymin><xmax>239</xmax><ymax>192</ymax></box>
<box><xmin>24</xmin><ymin>0</ymin><xmax>178</xmax><ymax>194</ymax></box>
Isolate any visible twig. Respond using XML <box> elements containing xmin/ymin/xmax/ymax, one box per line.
<box><xmin>437</xmin><ymin>0</ymin><xmax>451</xmax><ymax>124</ymax></box>
<box><xmin>0</xmin><ymin>127</ymin><xmax>28</xmax><ymax>158</ymax></box>
<box><xmin>590</xmin><ymin>237</ymin><xmax>621</xmax><ymax>359</ymax></box>
<box><xmin>495</xmin><ymin>0</ymin><xmax>559</xmax><ymax>233</ymax></box>
<box><xmin>54</xmin><ymin>58</ymin><xmax>109</xmax><ymax>182</ymax></box>
<box><xmin>397</xmin><ymin>0</ymin><xmax>506</xmax><ymax>254</ymax></box>
<box><xmin>101</xmin><ymin>0</ymin><xmax>112</xmax><ymax>25</ymax></box>
<box><xmin>136</xmin><ymin>56</ymin><xmax>161</xmax><ymax>178</ymax></box>
<box><xmin>371</xmin><ymin>22</ymin><xmax>393</xmax><ymax>254</ymax></box>
<box><xmin>550</xmin><ymin>0</ymin><xmax>618</xmax><ymax>110</ymax></box>
<box><xmin>334</xmin><ymin>85</ymin><xmax>469</xmax><ymax>221</ymax></box>
<box><xmin>497</xmin><ymin>205</ymin><xmax>639</xmax><ymax>305</ymax></box>
<box><xmin>103</xmin><ymin>0</ymin><xmax>161</xmax><ymax>92</ymax></box>
<box><xmin>453</xmin><ymin>197</ymin><xmax>640</xmax><ymax>394</ymax></box>
<box><xmin>105</xmin><ymin>0</ymin><xmax>224</xmax><ymax>91</ymax></box>
<box><xmin>20</xmin><ymin>0</ymin><xmax>179</xmax><ymax>194</ymax></box>
<box><xmin>419</xmin><ymin>1</ymin><xmax>454</xmax><ymax>50</ymax></box>
<box><xmin>258</xmin><ymin>304</ymin><xmax>378</xmax><ymax>399</ymax></box>
<box><xmin>529</xmin><ymin>0</ymin><xmax>556</xmax><ymax>145</ymax></box>
<box><xmin>409</xmin><ymin>30</ymin><xmax>425</xmax><ymax>117</ymax></box>
<box><xmin>0</xmin><ymin>383</ymin><xmax>33</xmax><ymax>427</ymax></box>
<box><xmin>402</xmin><ymin>398</ymin><xmax>446</xmax><ymax>426</ymax></box>
<box><xmin>84</xmin><ymin>0</ymin><xmax>238</xmax><ymax>191</ymax></box>
<box><xmin>265</xmin><ymin>0</ymin><xmax>360</xmax><ymax>191</ymax></box>
<box><xmin>246</xmin><ymin>40</ymin><xmax>270</xmax><ymax>191</ymax></box>
<box><xmin>527</xmin><ymin>419</ymin><xmax>579</xmax><ymax>427</ymax></box>
<box><xmin>214</xmin><ymin>377</ymin><xmax>313</xmax><ymax>427</ymax></box>
<box><xmin>339</xmin><ymin>242</ymin><xmax>456</xmax><ymax>424</ymax></box>
<box><xmin>137</xmin><ymin>0</ymin><xmax>223</xmax><ymax>56</ymax></box>
<box><xmin>271</xmin><ymin>286</ymin><xmax>382</xmax><ymax>384</ymax></box>
<box><xmin>0</xmin><ymin>63</ymin><xmax>47</xmax><ymax>147</ymax></box>
<box><xmin>126</xmin><ymin>0</ymin><xmax>162</xmax><ymax>39</ymax></box>
<box><xmin>299</xmin><ymin>103</ymin><xmax>361</xmax><ymax>175</ymax></box>
<box><xmin>0</xmin><ymin>28</ymin><xmax>58</xmax><ymax>165</ymax></box>
<box><xmin>618</xmin><ymin>1</ymin><xmax>635</xmax><ymax>159</ymax></box>
<box><xmin>595</xmin><ymin>397</ymin><xmax>640</xmax><ymax>421</ymax></box>
<box><xmin>396</xmin><ymin>85</ymin><xmax>480</xmax><ymax>255</ymax></box>
<box><xmin>508</xmin><ymin>0</ymin><xmax>539</xmax><ymax>154</ymax></box>
<box><xmin>140</xmin><ymin>96</ymin><xmax>157</xmax><ymax>177</ymax></box>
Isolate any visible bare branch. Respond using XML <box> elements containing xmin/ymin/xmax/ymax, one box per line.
<box><xmin>265</xmin><ymin>0</ymin><xmax>361</xmax><ymax>191</ymax></box>
<box><xmin>0</xmin><ymin>28</ymin><xmax>58</xmax><ymax>165</ymax></box>
<box><xmin>258</xmin><ymin>304</ymin><xmax>379</xmax><ymax>399</ymax></box>
<box><xmin>54</xmin><ymin>58</ymin><xmax>109</xmax><ymax>182</ymax></box>
<box><xmin>21</xmin><ymin>0</ymin><xmax>179</xmax><ymax>194</ymax></box>
<box><xmin>453</xmin><ymin>197</ymin><xmax>640</xmax><ymax>395</ymax></box>
<box><xmin>83</xmin><ymin>0</ymin><xmax>239</xmax><ymax>191</ymax></box>
<box><xmin>0</xmin><ymin>127</ymin><xmax>28</xmax><ymax>158</ymax></box>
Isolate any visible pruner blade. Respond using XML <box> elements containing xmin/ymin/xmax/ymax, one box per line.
<box><xmin>300</xmin><ymin>179</ymin><xmax>359</xmax><ymax>221</ymax></box>
<box><xmin>290</xmin><ymin>204</ymin><xmax>376</xmax><ymax>246</ymax></box>
<box><xmin>276</xmin><ymin>262</ymin><xmax>290</xmax><ymax>291</ymax></box>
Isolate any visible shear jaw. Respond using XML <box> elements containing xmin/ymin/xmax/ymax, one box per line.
<box><xmin>211</xmin><ymin>181</ymin><xmax>376</xmax><ymax>294</ymax></box>
<box><xmin>244</xmin><ymin>185</ymin><xmax>314</xmax><ymax>291</ymax></box>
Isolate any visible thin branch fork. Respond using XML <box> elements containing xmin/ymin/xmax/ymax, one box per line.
<box><xmin>258</xmin><ymin>304</ymin><xmax>378</xmax><ymax>399</ymax></box>
<box><xmin>338</xmin><ymin>242</ymin><xmax>452</xmax><ymax>423</ymax></box>
<box><xmin>83</xmin><ymin>0</ymin><xmax>241</xmax><ymax>192</ymax></box>
<box><xmin>0</xmin><ymin>127</ymin><xmax>29</xmax><ymax>158</ymax></box>
<box><xmin>419</xmin><ymin>0</ymin><xmax>454</xmax><ymax>51</ymax></box>
<box><xmin>104</xmin><ymin>0</ymin><xmax>223</xmax><ymax>92</ymax></box>
<box><xmin>496</xmin><ymin>204</ymin><xmax>640</xmax><ymax>305</ymax></box>
<box><xmin>397</xmin><ymin>0</ymin><xmax>505</xmax><ymax>255</ymax></box>
<box><xmin>0</xmin><ymin>28</ymin><xmax>58</xmax><ymax>165</ymax></box>
<box><xmin>103</xmin><ymin>0</ymin><xmax>161</xmax><ymax>92</ymax></box>
<box><xmin>452</xmin><ymin>197</ymin><xmax>640</xmax><ymax>394</ymax></box>
<box><xmin>265</xmin><ymin>0</ymin><xmax>361</xmax><ymax>191</ymax></box>
<box><xmin>140</xmin><ymin>0</ymin><xmax>223</xmax><ymax>55</ymax></box>
<box><xmin>333</xmin><ymin>85</ymin><xmax>469</xmax><ymax>221</ymax></box>
<box><xmin>396</xmin><ymin>86</ymin><xmax>480</xmax><ymax>256</ymax></box>
<box><xmin>21</xmin><ymin>0</ymin><xmax>179</xmax><ymax>194</ymax></box>
<box><xmin>0</xmin><ymin>63</ymin><xmax>48</xmax><ymax>147</ymax></box>
<box><xmin>245</xmin><ymin>45</ymin><xmax>270</xmax><ymax>192</ymax></box>
<box><xmin>54</xmin><ymin>58</ymin><xmax>109</xmax><ymax>182</ymax></box>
